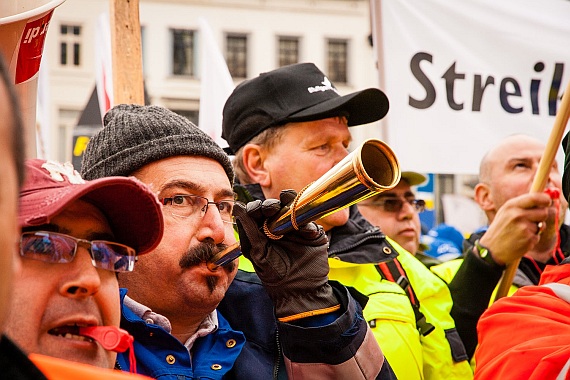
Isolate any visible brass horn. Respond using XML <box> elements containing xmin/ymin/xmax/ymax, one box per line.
<box><xmin>265</xmin><ymin>138</ymin><xmax>401</xmax><ymax>235</ymax></box>
<box><xmin>208</xmin><ymin>138</ymin><xmax>400</xmax><ymax>270</ymax></box>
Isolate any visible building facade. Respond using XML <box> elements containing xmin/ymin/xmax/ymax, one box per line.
<box><xmin>42</xmin><ymin>0</ymin><xmax>382</xmax><ymax>162</ymax></box>
<box><xmin>33</xmin><ymin>0</ymin><xmax>492</xmax><ymax>247</ymax></box>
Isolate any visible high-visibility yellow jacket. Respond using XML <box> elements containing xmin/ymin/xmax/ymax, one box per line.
<box><xmin>329</xmin><ymin>238</ymin><xmax>473</xmax><ymax>380</ymax></box>
<box><xmin>233</xmin><ymin>185</ymin><xmax>471</xmax><ymax>379</ymax></box>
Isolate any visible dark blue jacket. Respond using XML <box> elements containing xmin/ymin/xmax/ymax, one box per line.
<box><xmin>117</xmin><ymin>289</ymin><xmax>245</xmax><ymax>379</ymax></box>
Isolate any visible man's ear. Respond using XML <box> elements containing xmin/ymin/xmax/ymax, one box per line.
<box><xmin>474</xmin><ymin>182</ymin><xmax>495</xmax><ymax>212</ymax></box>
<box><xmin>242</xmin><ymin>144</ymin><xmax>271</xmax><ymax>187</ymax></box>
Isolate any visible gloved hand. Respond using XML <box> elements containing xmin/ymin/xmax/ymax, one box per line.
<box><xmin>233</xmin><ymin>189</ymin><xmax>340</xmax><ymax>322</ymax></box>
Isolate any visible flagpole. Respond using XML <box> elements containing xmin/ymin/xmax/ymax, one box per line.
<box><xmin>95</xmin><ymin>13</ymin><xmax>113</xmax><ymax>120</ymax></box>
<box><xmin>109</xmin><ymin>0</ymin><xmax>144</xmax><ymax>105</ymax></box>
<box><xmin>494</xmin><ymin>79</ymin><xmax>570</xmax><ymax>301</ymax></box>
<box><xmin>369</xmin><ymin>0</ymin><xmax>388</xmax><ymax>144</ymax></box>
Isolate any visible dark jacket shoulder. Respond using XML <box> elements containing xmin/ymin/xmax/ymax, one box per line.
<box><xmin>0</xmin><ymin>335</ymin><xmax>48</xmax><ymax>380</ymax></box>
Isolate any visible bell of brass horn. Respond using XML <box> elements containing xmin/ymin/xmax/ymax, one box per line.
<box><xmin>266</xmin><ymin>138</ymin><xmax>401</xmax><ymax>235</ymax></box>
<box><xmin>207</xmin><ymin>138</ymin><xmax>400</xmax><ymax>271</ymax></box>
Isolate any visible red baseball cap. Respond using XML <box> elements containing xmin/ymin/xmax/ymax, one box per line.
<box><xmin>19</xmin><ymin>159</ymin><xmax>163</xmax><ymax>256</ymax></box>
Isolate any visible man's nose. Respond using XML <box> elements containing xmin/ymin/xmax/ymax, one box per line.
<box><xmin>59</xmin><ymin>248</ymin><xmax>101</xmax><ymax>298</ymax></box>
<box><xmin>195</xmin><ymin>204</ymin><xmax>227</xmax><ymax>244</ymax></box>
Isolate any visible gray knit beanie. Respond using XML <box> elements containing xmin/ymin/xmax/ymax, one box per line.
<box><xmin>81</xmin><ymin>104</ymin><xmax>234</xmax><ymax>184</ymax></box>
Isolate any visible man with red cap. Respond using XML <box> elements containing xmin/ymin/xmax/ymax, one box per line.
<box><xmin>5</xmin><ymin>158</ymin><xmax>164</xmax><ymax>379</ymax></box>
<box><xmin>0</xmin><ymin>52</ymin><xmax>160</xmax><ymax>379</ymax></box>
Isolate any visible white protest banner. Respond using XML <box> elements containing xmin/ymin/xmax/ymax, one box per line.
<box><xmin>375</xmin><ymin>0</ymin><xmax>570</xmax><ymax>174</ymax></box>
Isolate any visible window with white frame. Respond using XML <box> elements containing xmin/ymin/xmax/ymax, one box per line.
<box><xmin>226</xmin><ymin>34</ymin><xmax>247</xmax><ymax>78</ymax></box>
<box><xmin>172</xmin><ymin>29</ymin><xmax>195</xmax><ymax>76</ymax></box>
<box><xmin>59</xmin><ymin>24</ymin><xmax>82</xmax><ymax>67</ymax></box>
<box><xmin>327</xmin><ymin>39</ymin><xmax>348</xmax><ymax>84</ymax></box>
<box><xmin>278</xmin><ymin>36</ymin><xmax>299</xmax><ymax>67</ymax></box>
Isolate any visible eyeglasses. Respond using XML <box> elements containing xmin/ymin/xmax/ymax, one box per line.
<box><xmin>361</xmin><ymin>198</ymin><xmax>426</xmax><ymax>213</ymax></box>
<box><xmin>20</xmin><ymin>231</ymin><xmax>137</xmax><ymax>272</ymax></box>
<box><xmin>160</xmin><ymin>194</ymin><xmax>236</xmax><ymax>224</ymax></box>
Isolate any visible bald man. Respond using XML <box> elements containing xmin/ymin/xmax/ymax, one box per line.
<box><xmin>432</xmin><ymin>134</ymin><xmax>568</xmax><ymax>360</ymax></box>
<box><xmin>475</xmin><ymin>134</ymin><xmax>567</xmax><ymax>265</ymax></box>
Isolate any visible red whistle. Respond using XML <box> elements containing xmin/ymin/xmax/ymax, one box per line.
<box><xmin>78</xmin><ymin>326</ymin><xmax>134</xmax><ymax>353</ymax></box>
<box><xmin>78</xmin><ymin>326</ymin><xmax>137</xmax><ymax>373</ymax></box>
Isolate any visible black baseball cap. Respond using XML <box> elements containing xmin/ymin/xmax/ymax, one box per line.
<box><xmin>222</xmin><ymin>62</ymin><xmax>389</xmax><ymax>154</ymax></box>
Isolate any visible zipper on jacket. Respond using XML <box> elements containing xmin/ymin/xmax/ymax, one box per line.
<box><xmin>273</xmin><ymin>329</ymin><xmax>281</xmax><ymax>379</ymax></box>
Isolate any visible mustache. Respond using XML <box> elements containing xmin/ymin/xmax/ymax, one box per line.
<box><xmin>179</xmin><ymin>239</ymin><xmax>229</xmax><ymax>269</ymax></box>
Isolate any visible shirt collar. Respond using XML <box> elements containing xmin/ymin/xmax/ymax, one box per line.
<box><xmin>124</xmin><ymin>295</ymin><xmax>218</xmax><ymax>352</ymax></box>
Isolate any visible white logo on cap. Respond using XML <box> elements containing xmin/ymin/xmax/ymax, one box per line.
<box><xmin>307</xmin><ymin>77</ymin><xmax>339</xmax><ymax>95</ymax></box>
<box><xmin>42</xmin><ymin>160</ymin><xmax>85</xmax><ymax>184</ymax></box>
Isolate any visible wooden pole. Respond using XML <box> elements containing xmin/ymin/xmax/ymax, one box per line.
<box><xmin>109</xmin><ymin>0</ymin><xmax>144</xmax><ymax>105</ymax></box>
<box><xmin>369</xmin><ymin>0</ymin><xmax>388</xmax><ymax>144</ymax></box>
<box><xmin>494</xmin><ymin>79</ymin><xmax>570</xmax><ymax>302</ymax></box>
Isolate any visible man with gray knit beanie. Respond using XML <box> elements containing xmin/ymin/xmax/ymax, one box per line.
<box><xmin>81</xmin><ymin>103</ymin><xmax>389</xmax><ymax>379</ymax></box>
<box><xmin>81</xmin><ymin>104</ymin><xmax>234</xmax><ymax>183</ymax></box>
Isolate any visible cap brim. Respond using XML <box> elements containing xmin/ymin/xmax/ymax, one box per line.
<box><xmin>19</xmin><ymin>177</ymin><xmax>163</xmax><ymax>256</ymax></box>
<box><xmin>401</xmin><ymin>171</ymin><xmax>427</xmax><ymax>186</ymax></box>
<box><xmin>285</xmin><ymin>88</ymin><xmax>389</xmax><ymax>126</ymax></box>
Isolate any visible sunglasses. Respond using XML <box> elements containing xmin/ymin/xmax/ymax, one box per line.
<box><xmin>20</xmin><ymin>231</ymin><xmax>137</xmax><ymax>272</ymax></box>
<box><xmin>361</xmin><ymin>198</ymin><xmax>426</xmax><ymax>213</ymax></box>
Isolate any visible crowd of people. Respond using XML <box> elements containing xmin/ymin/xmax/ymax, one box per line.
<box><xmin>2</xmin><ymin>49</ymin><xmax>570</xmax><ymax>379</ymax></box>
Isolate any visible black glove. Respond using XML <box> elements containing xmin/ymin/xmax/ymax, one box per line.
<box><xmin>233</xmin><ymin>190</ymin><xmax>340</xmax><ymax>322</ymax></box>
